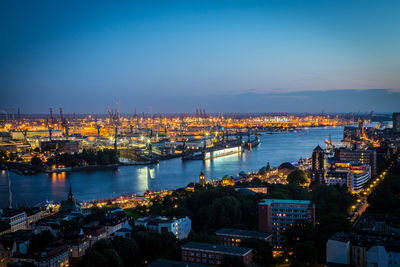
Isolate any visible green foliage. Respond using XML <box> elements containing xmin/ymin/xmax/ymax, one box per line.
<box><xmin>187</xmin><ymin>231</ymin><xmax>220</xmax><ymax>244</ymax></box>
<box><xmin>282</xmin><ymin>184</ymin><xmax>355</xmax><ymax>264</ymax></box>
<box><xmin>111</xmin><ymin>237</ymin><xmax>141</xmax><ymax>266</ymax></box>
<box><xmin>291</xmin><ymin>241</ymin><xmax>318</xmax><ymax>267</ymax></box>
<box><xmin>83</xmin><ymin>207</ymin><xmax>106</xmax><ymax>225</ymax></box>
<box><xmin>133</xmin><ymin>231</ymin><xmax>177</xmax><ymax>263</ymax></box>
<box><xmin>78</xmin><ymin>249</ymin><xmax>109</xmax><ymax>267</ymax></box>
<box><xmin>284</xmin><ymin>221</ymin><xmax>318</xmax><ymax>265</ymax></box>
<box><xmin>287</xmin><ymin>170</ymin><xmax>308</xmax><ymax>184</ymax></box>
<box><xmin>132</xmin><ymin>186</ymin><xmax>265</xmax><ymax>233</ymax></box>
<box><xmin>367</xmin><ymin>163</ymin><xmax>400</xmax><ymax>217</ymax></box>
<box><xmin>221</xmin><ymin>255</ymin><xmax>247</xmax><ymax>267</ymax></box>
<box><xmin>99</xmin><ymin>248</ymin><xmax>123</xmax><ymax>267</ymax></box>
<box><xmin>28</xmin><ymin>231</ymin><xmax>55</xmax><ymax>253</ymax></box>
<box><xmin>259</xmin><ymin>166</ymin><xmax>267</xmax><ymax>175</ymax></box>
<box><xmin>240</xmin><ymin>238</ymin><xmax>273</xmax><ymax>266</ymax></box>
<box><xmin>208</xmin><ymin>196</ymin><xmax>242</xmax><ymax>230</ymax></box>
<box><xmin>31</xmin><ymin>156</ymin><xmax>42</xmax><ymax>166</ymax></box>
<box><xmin>8</xmin><ymin>152</ymin><xmax>15</xmax><ymax>161</ymax></box>
<box><xmin>50</xmin><ymin>149</ymin><xmax>118</xmax><ymax>167</ymax></box>
<box><xmin>78</xmin><ymin>237</ymin><xmax>140</xmax><ymax>267</ymax></box>
<box><xmin>60</xmin><ymin>216</ymin><xmax>82</xmax><ymax>234</ymax></box>
<box><xmin>266</xmin><ymin>183</ymin><xmax>310</xmax><ymax>200</ymax></box>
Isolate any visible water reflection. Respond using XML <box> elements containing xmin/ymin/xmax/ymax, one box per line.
<box><xmin>1</xmin><ymin>126</ymin><xmax>346</xmax><ymax>205</ymax></box>
<box><xmin>136</xmin><ymin>167</ymin><xmax>149</xmax><ymax>193</ymax></box>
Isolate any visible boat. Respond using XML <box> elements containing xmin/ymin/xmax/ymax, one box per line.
<box><xmin>203</xmin><ymin>145</ymin><xmax>242</xmax><ymax>160</ymax></box>
<box><xmin>182</xmin><ymin>144</ymin><xmax>243</xmax><ymax>161</ymax></box>
<box><xmin>182</xmin><ymin>151</ymin><xmax>204</xmax><ymax>161</ymax></box>
<box><xmin>244</xmin><ymin>137</ymin><xmax>260</xmax><ymax>149</ymax></box>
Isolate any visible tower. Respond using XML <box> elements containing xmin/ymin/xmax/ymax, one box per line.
<box><xmin>393</xmin><ymin>112</ymin><xmax>400</xmax><ymax>133</ymax></box>
<box><xmin>199</xmin><ymin>171</ymin><xmax>205</xmax><ymax>186</ymax></box>
<box><xmin>67</xmin><ymin>184</ymin><xmax>74</xmax><ymax>201</ymax></box>
<box><xmin>311</xmin><ymin>145</ymin><xmax>327</xmax><ymax>184</ymax></box>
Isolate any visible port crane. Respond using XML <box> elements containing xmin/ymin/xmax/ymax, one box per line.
<box><xmin>59</xmin><ymin>108</ymin><xmax>69</xmax><ymax>137</ymax></box>
<box><xmin>108</xmin><ymin>103</ymin><xmax>121</xmax><ymax>154</ymax></box>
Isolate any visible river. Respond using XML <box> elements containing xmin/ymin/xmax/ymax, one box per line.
<box><xmin>0</xmin><ymin>126</ymin><xmax>344</xmax><ymax>206</ymax></box>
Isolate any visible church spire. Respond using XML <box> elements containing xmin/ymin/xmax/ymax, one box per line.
<box><xmin>68</xmin><ymin>184</ymin><xmax>74</xmax><ymax>201</ymax></box>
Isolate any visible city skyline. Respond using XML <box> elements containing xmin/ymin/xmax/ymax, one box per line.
<box><xmin>2</xmin><ymin>0</ymin><xmax>400</xmax><ymax>113</ymax></box>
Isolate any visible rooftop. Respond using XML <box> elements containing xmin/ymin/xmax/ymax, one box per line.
<box><xmin>181</xmin><ymin>242</ymin><xmax>252</xmax><ymax>256</ymax></box>
<box><xmin>259</xmin><ymin>199</ymin><xmax>311</xmax><ymax>205</ymax></box>
<box><xmin>148</xmin><ymin>259</ymin><xmax>213</xmax><ymax>267</ymax></box>
<box><xmin>329</xmin><ymin>232</ymin><xmax>350</xmax><ymax>242</ymax></box>
<box><xmin>215</xmin><ymin>228</ymin><xmax>271</xmax><ymax>239</ymax></box>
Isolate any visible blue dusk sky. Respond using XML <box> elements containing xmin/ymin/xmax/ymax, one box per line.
<box><xmin>1</xmin><ymin>0</ymin><xmax>400</xmax><ymax>114</ymax></box>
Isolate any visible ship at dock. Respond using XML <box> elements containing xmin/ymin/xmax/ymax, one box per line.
<box><xmin>182</xmin><ymin>135</ymin><xmax>259</xmax><ymax>161</ymax></box>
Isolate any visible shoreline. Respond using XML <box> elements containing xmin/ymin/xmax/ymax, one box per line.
<box><xmin>1</xmin><ymin>125</ymin><xmax>347</xmax><ymax>206</ymax></box>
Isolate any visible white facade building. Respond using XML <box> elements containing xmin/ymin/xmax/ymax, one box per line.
<box><xmin>135</xmin><ymin>216</ymin><xmax>191</xmax><ymax>240</ymax></box>
<box><xmin>1</xmin><ymin>211</ymin><xmax>27</xmax><ymax>232</ymax></box>
<box><xmin>326</xmin><ymin>233</ymin><xmax>350</xmax><ymax>265</ymax></box>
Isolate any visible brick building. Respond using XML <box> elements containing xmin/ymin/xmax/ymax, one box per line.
<box><xmin>181</xmin><ymin>242</ymin><xmax>252</xmax><ymax>266</ymax></box>
<box><xmin>215</xmin><ymin>228</ymin><xmax>271</xmax><ymax>247</ymax></box>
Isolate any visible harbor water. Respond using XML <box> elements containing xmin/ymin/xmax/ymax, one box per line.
<box><xmin>0</xmin><ymin>126</ymin><xmax>344</xmax><ymax>206</ymax></box>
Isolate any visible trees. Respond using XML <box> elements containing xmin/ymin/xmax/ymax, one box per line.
<box><xmin>78</xmin><ymin>237</ymin><xmax>141</xmax><ymax>267</ymax></box>
<box><xmin>284</xmin><ymin>221</ymin><xmax>318</xmax><ymax>265</ymax></box>
<box><xmin>78</xmin><ymin>249</ymin><xmax>109</xmax><ymax>267</ymax></box>
<box><xmin>31</xmin><ymin>156</ymin><xmax>42</xmax><ymax>166</ymax></box>
<box><xmin>207</xmin><ymin>196</ymin><xmax>242</xmax><ymax>230</ymax></box>
<box><xmin>287</xmin><ymin>170</ymin><xmax>308</xmax><ymax>184</ymax></box>
<box><xmin>28</xmin><ymin>231</ymin><xmax>56</xmax><ymax>254</ymax></box>
<box><xmin>367</xmin><ymin>164</ymin><xmax>400</xmax><ymax>217</ymax></box>
<box><xmin>258</xmin><ymin>166</ymin><xmax>267</xmax><ymax>175</ymax></box>
<box><xmin>240</xmin><ymin>238</ymin><xmax>273</xmax><ymax>266</ymax></box>
<box><xmin>221</xmin><ymin>255</ymin><xmax>246</xmax><ymax>267</ymax></box>
<box><xmin>133</xmin><ymin>231</ymin><xmax>177</xmax><ymax>263</ymax></box>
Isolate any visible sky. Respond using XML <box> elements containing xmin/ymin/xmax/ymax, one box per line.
<box><xmin>1</xmin><ymin>0</ymin><xmax>400</xmax><ymax>114</ymax></box>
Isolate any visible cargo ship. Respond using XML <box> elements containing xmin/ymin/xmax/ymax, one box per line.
<box><xmin>182</xmin><ymin>145</ymin><xmax>242</xmax><ymax>161</ymax></box>
<box><xmin>203</xmin><ymin>146</ymin><xmax>242</xmax><ymax>160</ymax></box>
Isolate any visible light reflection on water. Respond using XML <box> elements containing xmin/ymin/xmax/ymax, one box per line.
<box><xmin>0</xmin><ymin>126</ymin><xmax>344</xmax><ymax>205</ymax></box>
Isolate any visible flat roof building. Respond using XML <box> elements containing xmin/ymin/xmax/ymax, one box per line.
<box><xmin>215</xmin><ymin>228</ymin><xmax>272</xmax><ymax>247</ymax></box>
<box><xmin>181</xmin><ymin>242</ymin><xmax>252</xmax><ymax>266</ymax></box>
<box><xmin>258</xmin><ymin>199</ymin><xmax>315</xmax><ymax>251</ymax></box>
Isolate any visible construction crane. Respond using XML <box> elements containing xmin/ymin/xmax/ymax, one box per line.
<box><xmin>59</xmin><ymin>108</ymin><xmax>69</xmax><ymax>137</ymax></box>
<box><xmin>46</xmin><ymin>119</ymin><xmax>53</xmax><ymax>140</ymax></box>
<box><xmin>108</xmin><ymin>104</ymin><xmax>121</xmax><ymax>155</ymax></box>
<box><xmin>49</xmin><ymin>107</ymin><xmax>55</xmax><ymax>124</ymax></box>
<box><xmin>94</xmin><ymin>118</ymin><xmax>102</xmax><ymax>137</ymax></box>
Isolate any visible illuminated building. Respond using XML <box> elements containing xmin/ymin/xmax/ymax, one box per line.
<box><xmin>199</xmin><ymin>171</ymin><xmax>205</xmax><ymax>186</ymax></box>
<box><xmin>311</xmin><ymin>145</ymin><xmax>327</xmax><ymax>184</ymax></box>
<box><xmin>181</xmin><ymin>242</ymin><xmax>252</xmax><ymax>266</ymax></box>
<box><xmin>234</xmin><ymin>185</ymin><xmax>267</xmax><ymax>194</ymax></box>
<box><xmin>40</xmin><ymin>140</ymin><xmax>79</xmax><ymax>153</ymax></box>
<box><xmin>343</xmin><ymin>126</ymin><xmax>360</xmax><ymax>142</ymax></box>
<box><xmin>326</xmin><ymin>161</ymin><xmax>371</xmax><ymax>192</ymax></box>
<box><xmin>221</xmin><ymin>176</ymin><xmax>235</xmax><ymax>186</ymax></box>
<box><xmin>334</xmin><ymin>148</ymin><xmax>377</xmax><ymax>175</ymax></box>
<box><xmin>393</xmin><ymin>112</ymin><xmax>400</xmax><ymax>133</ymax></box>
<box><xmin>258</xmin><ymin>199</ymin><xmax>315</xmax><ymax>251</ymax></box>
<box><xmin>0</xmin><ymin>210</ymin><xmax>27</xmax><ymax>232</ymax></box>
<box><xmin>349</xmin><ymin>165</ymin><xmax>371</xmax><ymax>192</ymax></box>
<box><xmin>59</xmin><ymin>185</ymin><xmax>81</xmax><ymax>213</ymax></box>
<box><xmin>215</xmin><ymin>228</ymin><xmax>272</xmax><ymax>247</ymax></box>
<box><xmin>135</xmin><ymin>216</ymin><xmax>191</xmax><ymax>240</ymax></box>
